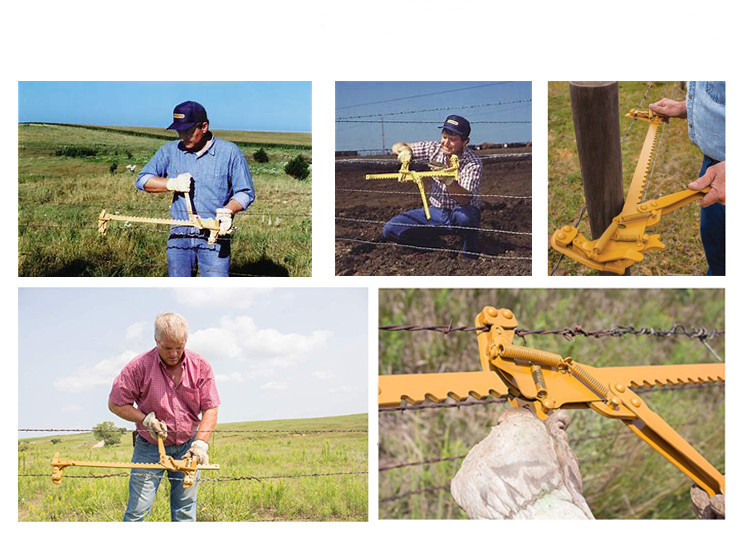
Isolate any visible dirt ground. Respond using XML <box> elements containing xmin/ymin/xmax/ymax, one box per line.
<box><xmin>335</xmin><ymin>152</ymin><xmax>532</xmax><ymax>276</ymax></box>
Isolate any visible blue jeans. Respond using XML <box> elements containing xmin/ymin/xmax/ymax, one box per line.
<box><xmin>383</xmin><ymin>205</ymin><xmax>481</xmax><ymax>254</ymax></box>
<box><xmin>698</xmin><ymin>156</ymin><xmax>725</xmax><ymax>276</ymax></box>
<box><xmin>123</xmin><ymin>435</ymin><xmax>199</xmax><ymax>522</ymax></box>
<box><xmin>167</xmin><ymin>232</ymin><xmax>230</xmax><ymax>277</ymax></box>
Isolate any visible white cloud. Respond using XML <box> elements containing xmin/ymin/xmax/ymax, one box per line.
<box><xmin>313</xmin><ymin>370</ymin><xmax>336</xmax><ymax>380</ymax></box>
<box><xmin>125</xmin><ymin>321</ymin><xmax>148</xmax><ymax>341</ymax></box>
<box><xmin>260</xmin><ymin>381</ymin><xmax>288</xmax><ymax>390</ymax></box>
<box><xmin>54</xmin><ymin>350</ymin><xmax>137</xmax><ymax>393</ymax></box>
<box><xmin>328</xmin><ymin>386</ymin><xmax>354</xmax><ymax>393</ymax></box>
<box><xmin>214</xmin><ymin>372</ymin><xmax>244</xmax><ymax>384</ymax></box>
<box><xmin>60</xmin><ymin>405</ymin><xmax>83</xmax><ymax>412</ymax></box>
<box><xmin>189</xmin><ymin>316</ymin><xmax>333</xmax><ymax>378</ymax></box>
<box><xmin>172</xmin><ymin>288</ymin><xmax>273</xmax><ymax>309</ymax></box>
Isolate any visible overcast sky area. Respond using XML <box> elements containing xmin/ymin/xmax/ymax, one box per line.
<box><xmin>18</xmin><ymin>81</ymin><xmax>312</xmax><ymax>132</ymax></box>
<box><xmin>18</xmin><ymin>288</ymin><xmax>367</xmax><ymax>437</ymax></box>
<box><xmin>335</xmin><ymin>81</ymin><xmax>532</xmax><ymax>153</ymax></box>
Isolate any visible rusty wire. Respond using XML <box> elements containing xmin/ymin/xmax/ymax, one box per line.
<box><xmin>380</xmin><ymin>484</ymin><xmax>452</xmax><ymax>503</ymax></box>
<box><xmin>19</xmin><ymin>428</ymin><xmax>366</xmax><ymax>434</ymax></box>
<box><xmin>19</xmin><ymin>470</ymin><xmax>367</xmax><ymax>484</ymax></box>
<box><xmin>379</xmin><ymin>323</ymin><xmax>724</xmax><ymax>342</ymax></box>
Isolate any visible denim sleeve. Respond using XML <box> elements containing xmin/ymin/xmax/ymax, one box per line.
<box><xmin>135</xmin><ymin>145</ymin><xmax>170</xmax><ymax>191</ymax></box>
<box><xmin>229</xmin><ymin>147</ymin><xmax>255</xmax><ymax>209</ymax></box>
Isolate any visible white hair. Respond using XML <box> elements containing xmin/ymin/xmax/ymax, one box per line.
<box><xmin>154</xmin><ymin>313</ymin><xmax>189</xmax><ymax>343</ymax></box>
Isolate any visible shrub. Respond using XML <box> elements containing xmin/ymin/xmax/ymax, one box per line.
<box><xmin>54</xmin><ymin>146</ymin><xmax>99</xmax><ymax>158</ymax></box>
<box><xmin>51</xmin><ymin>438</ymin><xmax>62</xmax><ymax>445</ymax></box>
<box><xmin>285</xmin><ymin>155</ymin><xmax>310</xmax><ymax>180</ymax></box>
<box><xmin>253</xmin><ymin>147</ymin><xmax>269</xmax><ymax>163</ymax></box>
<box><xmin>93</xmin><ymin>421</ymin><xmax>122</xmax><ymax>447</ymax></box>
<box><xmin>109</xmin><ymin>161</ymin><xmax>119</xmax><ymax>175</ymax></box>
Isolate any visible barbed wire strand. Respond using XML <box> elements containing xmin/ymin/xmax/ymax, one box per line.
<box><xmin>336</xmin><ymin>237</ymin><xmax>531</xmax><ymax>261</ymax></box>
<box><xmin>335</xmin><ymin>187</ymin><xmax>531</xmax><ymax>200</ymax></box>
<box><xmin>336</xmin><ymin>216</ymin><xmax>531</xmax><ymax>237</ymax></box>
<box><xmin>19</xmin><ymin>428</ymin><xmax>366</xmax><ymax>434</ymax></box>
<box><xmin>336</xmin><ymin>98</ymin><xmax>532</xmax><ymax>120</ymax></box>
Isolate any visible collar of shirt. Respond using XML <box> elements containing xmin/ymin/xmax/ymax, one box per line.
<box><xmin>179</xmin><ymin>132</ymin><xmax>215</xmax><ymax>158</ymax></box>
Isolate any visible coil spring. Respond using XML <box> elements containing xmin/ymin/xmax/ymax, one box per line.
<box><xmin>499</xmin><ymin>344</ymin><xmax>562</xmax><ymax>368</ymax></box>
<box><xmin>568</xmin><ymin>361</ymin><xmax>608</xmax><ymax>398</ymax></box>
<box><xmin>531</xmin><ymin>365</ymin><xmax>548</xmax><ymax>398</ymax></box>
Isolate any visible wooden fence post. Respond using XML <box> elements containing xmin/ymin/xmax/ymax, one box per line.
<box><xmin>568</xmin><ymin>81</ymin><xmax>626</xmax><ymax>275</ymax></box>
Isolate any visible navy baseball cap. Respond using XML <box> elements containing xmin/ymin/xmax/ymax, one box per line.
<box><xmin>166</xmin><ymin>101</ymin><xmax>208</xmax><ymax>131</ymax></box>
<box><xmin>440</xmin><ymin>115</ymin><xmax>471</xmax><ymax>137</ymax></box>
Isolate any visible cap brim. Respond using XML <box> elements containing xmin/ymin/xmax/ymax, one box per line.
<box><xmin>440</xmin><ymin>125</ymin><xmax>467</xmax><ymax>136</ymax></box>
<box><xmin>166</xmin><ymin>121</ymin><xmax>194</xmax><ymax>131</ymax></box>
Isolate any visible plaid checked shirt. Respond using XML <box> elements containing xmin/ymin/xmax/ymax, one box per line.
<box><xmin>410</xmin><ymin>141</ymin><xmax>483</xmax><ymax>210</ymax></box>
<box><xmin>109</xmin><ymin>348</ymin><xmax>220</xmax><ymax>446</ymax></box>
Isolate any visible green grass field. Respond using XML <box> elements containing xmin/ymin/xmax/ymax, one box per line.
<box><xmin>379</xmin><ymin>289</ymin><xmax>724</xmax><ymax>519</ymax></box>
<box><xmin>18</xmin><ymin>123</ymin><xmax>312</xmax><ymax>277</ymax></box>
<box><xmin>19</xmin><ymin>414</ymin><xmax>367</xmax><ymax>521</ymax></box>
<box><xmin>548</xmin><ymin>81</ymin><xmax>708</xmax><ymax>276</ymax></box>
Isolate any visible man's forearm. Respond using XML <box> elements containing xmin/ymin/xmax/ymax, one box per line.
<box><xmin>108</xmin><ymin>400</ymin><xmax>147</xmax><ymax>424</ymax></box>
<box><xmin>195</xmin><ymin>407</ymin><xmax>218</xmax><ymax>442</ymax></box>
<box><xmin>446</xmin><ymin>181</ymin><xmax>472</xmax><ymax>204</ymax></box>
<box><xmin>142</xmin><ymin>176</ymin><xmax>171</xmax><ymax>193</ymax></box>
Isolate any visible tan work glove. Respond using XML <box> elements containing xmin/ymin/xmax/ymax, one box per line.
<box><xmin>215</xmin><ymin>208</ymin><xmax>233</xmax><ymax>235</ymax></box>
<box><xmin>166</xmin><ymin>173</ymin><xmax>192</xmax><ymax>192</ymax></box>
<box><xmin>397</xmin><ymin>147</ymin><xmax>412</xmax><ymax>164</ymax></box>
<box><xmin>181</xmin><ymin>439</ymin><xmax>209</xmax><ymax>465</ymax></box>
<box><xmin>142</xmin><ymin>411</ymin><xmax>168</xmax><ymax>441</ymax></box>
<box><xmin>690</xmin><ymin>485</ymin><xmax>725</xmax><ymax>519</ymax></box>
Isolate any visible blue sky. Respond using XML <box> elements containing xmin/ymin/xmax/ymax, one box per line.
<box><xmin>18</xmin><ymin>81</ymin><xmax>312</xmax><ymax>132</ymax></box>
<box><xmin>335</xmin><ymin>81</ymin><xmax>532</xmax><ymax>152</ymax></box>
<box><xmin>18</xmin><ymin>288</ymin><xmax>367</xmax><ymax>437</ymax></box>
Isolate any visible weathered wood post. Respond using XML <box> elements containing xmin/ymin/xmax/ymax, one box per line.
<box><xmin>569</xmin><ymin>81</ymin><xmax>626</xmax><ymax>275</ymax></box>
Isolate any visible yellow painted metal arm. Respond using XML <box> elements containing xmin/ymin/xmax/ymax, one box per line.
<box><xmin>51</xmin><ymin>436</ymin><xmax>220</xmax><ymax>488</ymax></box>
<box><xmin>550</xmin><ymin>108</ymin><xmax>709</xmax><ymax>273</ymax></box>
<box><xmin>364</xmin><ymin>155</ymin><xmax>459</xmax><ymax>221</ymax></box>
<box><xmin>379</xmin><ymin>306</ymin><xmax>725</xmax><ymax>497</ymax></box>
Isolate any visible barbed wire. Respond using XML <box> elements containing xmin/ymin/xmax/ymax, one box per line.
<box><xmin>335</xmin><ymin>152</ymin><xmax>531</xmax><ymax>163</ymax></box>
<box><xmin>380</xmin><ymin>484</ymin><xmax>452</xmax><ymax>503</ymax></box>
<box><xmin>335</xmin><ymin>187</ymin><xmax>531</xmax><ymax>199</ymax></box>
<box><xmin>378</xmin><ymin>323</ymin><xmax>724</xmax><ymax>341</ymax></box>
<box><xmin>337</xmin><ymin>119</ymin><xmax>532</xmax><ymax>125</ymax></box>
<box><xmin>18</xmin><ymin>470</ymin><xmax>368</xmax><ymax>483</ymax></box>
<box><xmin>336</xmin><ymin>237</ymin><xmax>531</xmax><ymax>261</ymax></box>
<box><xmin>336</xmin><ymin>99</ymin><xmax>532</xmax><ymax>120</ymax></box>
<box><xmin>336</xmin><ymin>216</ymin><xmax>532</xmax><ymax>237</ymax></box>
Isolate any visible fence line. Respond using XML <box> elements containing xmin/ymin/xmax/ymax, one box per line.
<box><xmin>336</xmin><ymin>237</ymin><xmax>532</xmax><ymax>261</ymax></box>
<box><xmin>335</xmin><ymin>187</ymin><xmax>531</xmax><ymax>200</ymax></box>
<box><xmin>336</xmin><ymin>98</ymin><xmax>532</xmax><ymax>120</ymax></box>
<box><xmin>19</xmin><ymin>428</ymin><xmax>366</xmax><ymax>434</ymax></box>
<box><xmin>336</xmin><ymin>216</ymin><xmax>532</xmax><ymax>237</ymax></box>
<box><xmin>19</xmin><ymin>470</ymin><xmax>367</xmax><ymax>483</ymax></box>
<box><xmin>335</xmin><ymin>152</ymin><xmax>531</xmax><ymax>164</ymax></box>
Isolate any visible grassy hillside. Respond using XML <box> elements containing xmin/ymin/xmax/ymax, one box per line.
<box><xmin>378</xmin><ymin>289</ymin><xmax>724</xmax><ymax>519</ymax></box>
<box><xmin>18</xmin><ymin>123</ymin><xmax>312</xmax><ymax>277</ymax></box>
<box><xmin>19</xmin><ymin>414</ymin><xmax>367</xmax><ymax>521</ymax></box>
<box><xmin>548</xmin><ymin>81</ymin><xmax>707</xmax><ymax>276</ymax></box>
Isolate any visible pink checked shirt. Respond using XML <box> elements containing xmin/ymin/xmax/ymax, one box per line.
<box><xmin>410</xmin><ymin>141</ymin><xmax>483</xmax><ymax>210</ymax></box>
<box><xmin>109</xmin><ymin>347</ymin><xmax>221</xmax><ymax>446</ymax></box>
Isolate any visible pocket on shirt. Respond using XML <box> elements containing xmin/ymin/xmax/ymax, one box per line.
<box><xmin>179</xmin><ymin>386</ymin><xmax>202</xmax><ymax>417</ymax></box>
<box><xmin>705</xmin><ymin>82</ymin><xmax>725</xmax><ymax>105</ymax></box>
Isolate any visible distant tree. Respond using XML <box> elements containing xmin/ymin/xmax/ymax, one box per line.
<box><xmin>93</xmin><ymin>421</ymin><xmax>122</xmax><ymax>447</ymax></box>
<box><xmin>285</xmin><ymin>155</ymin><xmax>310</xmax><ymax>180</ymax></box>
<box><xmin>253</xmin><ymin>147</ymin><xmax>269</xmax><ymax>163</ymax></box>
<box><xmin>51</xmin><ymin>438</ymin><xmax>62</xmax><ymax>445</ymax></box>
<box><xmin>109</xmin><ymin>161</ymin><xmax>119</xmax><ymax>175</ymax></box>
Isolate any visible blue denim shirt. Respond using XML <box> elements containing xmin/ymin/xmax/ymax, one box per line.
<box><xmin>686</xmin><ymin>81</ymin><xmax>725</xmax><ymax>161</ymax></box>
<box><xmin>136</xmin><ymin>135</ymin><xmax>255</xmax><ymax>233</ymax></box>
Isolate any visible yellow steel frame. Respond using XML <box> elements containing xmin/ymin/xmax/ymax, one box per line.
<box><xmin>365</xmin><ymin>154</ymin><xmax>459</xmax><ymax>220</ymax></box>
<box><xmin>51</xmin><ymin>435</ymin><xmax>220</xmax><ymax>488</ymax></box>
<box><xmin>550</xmin><ymin>109</ymin><xmax>709</xmax><ymax>274</ymax></box>
<box><xmin>378</xmin><ymin>306</ymin><xmax>725</xmax><ymax>496</ymax></box>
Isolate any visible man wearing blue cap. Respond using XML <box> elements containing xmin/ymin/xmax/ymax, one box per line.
<box><xmin>383</xmin><ymin>115</ymin><xmax>483</xmax><ymax>257</ymax></box>
<box><xmin>136</xmin><ymin>101</ymin><xmax>255</xmax><ymax>276</ymax></box>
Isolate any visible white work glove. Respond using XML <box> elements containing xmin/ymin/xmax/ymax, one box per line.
<box><xmin>166</xmin><ymin>173</ymin><xmax>192</xmax><ymax>192</ymax></box>
<box><xmin>433</xmin><ymin>174</ymin><xmax>455</xmax><ymax>186</ymax></box>
<box><xmin>181</xmin><ymin>439</ymin><xmax>209</xmax><ymax>465</ymax></box>
<box><xmin>397</xmin><ymin>147</ymin><xmax>412</xmax><ymax>164</ymax></box>
<box><xmin>215</xmin><ymin>208</ymin><xmax>233</xmax><ymax>235</ymax></box>
<box><xmin>142</xmin><ymin>411</ymin><xmax>168</xmax><ymax>441</ymax></box>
